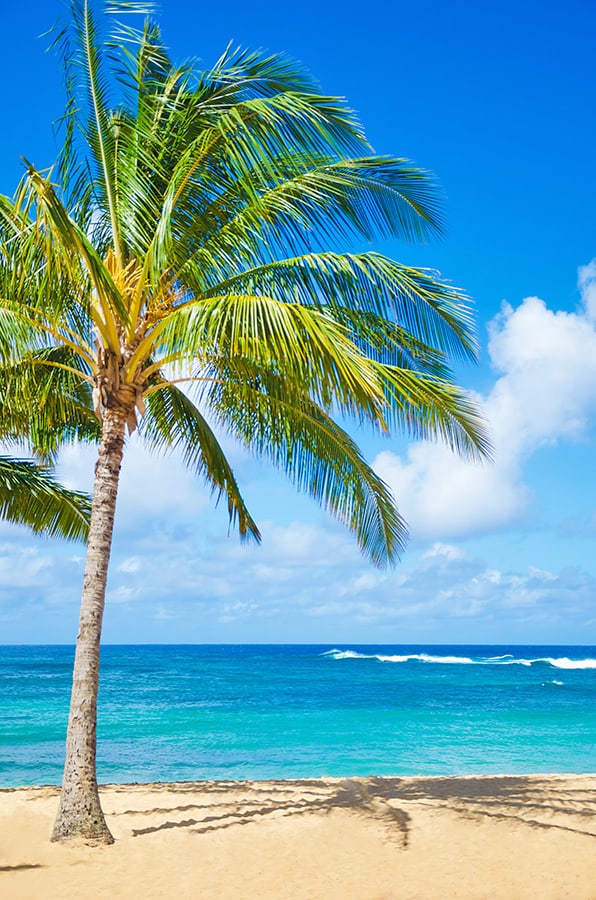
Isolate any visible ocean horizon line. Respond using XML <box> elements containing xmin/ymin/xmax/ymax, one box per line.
<box><xmin>3</xmin><ymin>641</ymin><xmax>596</xmax><ymax>648</ymax></box>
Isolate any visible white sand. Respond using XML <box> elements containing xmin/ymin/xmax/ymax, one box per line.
<box><xmin>2</xmin><ymin>774</ymin><xmax>595</xmax><ymax>899</ymax></box>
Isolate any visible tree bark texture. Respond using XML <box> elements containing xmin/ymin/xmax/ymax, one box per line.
<box><xmin>51</xmin><ymin>406</ymin><xmax>127</xmax><ymax>843</ymax></box>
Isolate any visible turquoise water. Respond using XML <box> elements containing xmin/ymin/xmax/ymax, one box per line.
<box><xmin>1</xmin><ymin>644</ymin><xmax>595</xmax><ymax>787</ymax></box>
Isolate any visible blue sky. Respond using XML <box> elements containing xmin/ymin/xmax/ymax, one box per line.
<box><xmin>1</xmin><ymin>0</ymin><xmax>596</xmax><ymax>644</ymax></box>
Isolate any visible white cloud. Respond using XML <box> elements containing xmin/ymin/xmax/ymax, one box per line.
<box><xmin>118</xmin><ymin>556</ymin><xmax>142</xmax><ymax>573</ymax></box>
<box><xmin>374</xmin><ymin>441</ymin><xmax>531</xmax><ymax>539</ymax></box>
<box><xmin>578</xmin><ymin>259</ymin><xmax>596</xmax><ymax>320</ymax></box>
<box><xmin>58</xmin><ymin>437</ymin><xmax>211</xmax><ymax>531</ymax></box>
<box><xmin>0</xmin><ymin>546</ymin><xmax>53</xmax><ymax>588</ymax></box>
<box><xmin>300</xmin><ymin>540</ymin><xmax>596</xmax><ymax>639</ymax></box>
<box><xmin>107</xmin><ymin>585</ymin><xmax>141</xmax><ymax>604</ymax></box>
<box><xmin>1</xmin><ymin>476</ymin><xmax>594</xmax><ymax>642</ymax></box>
<box><xmin>423</xmin><ymin>543</ymin><xmax>469</xmax><ymax>561</ymax></box>
<box><xmin>375</xmin><ymin>262</ymin><xmax>596</xmax><ymax>540</ymax></box>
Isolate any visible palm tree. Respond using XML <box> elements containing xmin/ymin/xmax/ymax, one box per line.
<box><xmin>0</xmin><ymin>0</ymin><xmax>489</xmax><ymax>843</ymax></box>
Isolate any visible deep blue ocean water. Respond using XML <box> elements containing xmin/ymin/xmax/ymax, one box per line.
<box><xmin>1</xmin><ymin>644</ymin><xmax>595</xmax><ymax>787</ymax></box>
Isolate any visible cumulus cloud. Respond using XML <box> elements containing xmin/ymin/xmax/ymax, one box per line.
<box><xmin>374</xmin><ymin>262</ymin><xmax>596</xmax><ymax>540</ymax></box>
<box><xmin>578</xmin><ymin>260</ymin><xmax>596</xmax><ymax>319</ymax></box>
<box><xmin>2</xmin><ymin>483</ymin><xmax>594</xmax><ymax>643</ymax></box>
<box><xmin>304</xmin><ymin>539</ymin><xmax>596</xmax><ymax>639</ymax></box>
<box><xmin>103</xmin><ymin>516</ymin><xmax>358</xmax><ymax>622</ymax></box>
<box><xmin>93</xmin><ymin>496</ymin><xmax>596</xmax><ymax>642</ymax></box>
<box><xmin>58</xmin><ymin>436</ymin><xmax>211</xmax><ymax>531</ymax></box>
<box><xmin>0</xmin><ymin>544</ymin><xmax>53</xmax><ymax>589</ymax></box>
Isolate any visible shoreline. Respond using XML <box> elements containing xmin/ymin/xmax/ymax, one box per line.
<box><xmin>3</xmin><ymin>766</ymin><xmax>596</xmax><ymax>792</ymax></box>
<box><xmin>3</xmin><ymin>773</ymin><xmax>596</xmax><ymax>898</ymax></box>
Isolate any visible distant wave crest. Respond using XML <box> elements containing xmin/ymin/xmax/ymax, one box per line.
<box><xmin>543</xmin><ymin>657</ymin><xmax>596</xmax><ymax>670</ymax></box>
<box><xmin>322</xmin><ymin>649</ymin><xmax>596</xmax><ymax>669</ymax></box>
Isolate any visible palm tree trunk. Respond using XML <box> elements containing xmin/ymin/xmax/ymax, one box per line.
<box><xmin>51</xmin><ymin>406</ymin><xmax>127</xmax><ymax>843</ymax></box>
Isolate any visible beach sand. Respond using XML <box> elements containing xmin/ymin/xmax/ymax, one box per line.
<box><xmin>1</xmin><ymin>774</ymin><xmax>595</xmax><ymax>899</ymax></box>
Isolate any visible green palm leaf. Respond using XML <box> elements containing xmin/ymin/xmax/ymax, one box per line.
<box><xmin>142</xmin><ymin>382</ymin><xmax>260</xmax><ymax>541</ymax></box>
<box><xmin>0</xmin><ymin>457</ymin><xmax>91</xmax><ymax>541</ymax></box>
<box><xmin>0</xmin><ymin>350</ymin><xmax>98</xmax><ymax>460</ymax></box>
<box><xmin>201</xmin><ymin>365</ymin><xmax>407</xmax><ymax>565</ymax></box>
<box><xmin>194</xmin><ymin>251</ymin><xmax>477</xmax><ymax>362</ymax></box>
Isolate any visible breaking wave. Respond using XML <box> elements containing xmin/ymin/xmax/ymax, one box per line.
<box><xmin>321</xmin><ymin>649</ymin><xmax>596</xmax><ymax>670</ymax></box>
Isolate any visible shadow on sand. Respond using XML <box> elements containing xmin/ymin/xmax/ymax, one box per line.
<box><xmin>115</xmin><ymin>774</ymin><xmax>596</xmax><ymax>847</ymax></box>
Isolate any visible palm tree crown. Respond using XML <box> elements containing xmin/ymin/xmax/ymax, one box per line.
<box><xmin>2</xmin><ymin>0</ymin><xmax>487</xmax><ymax>564</ymax></box>
<box><xmin>0</xmin><ymin>0</ymin><xmax>489</xmax><ymax>842</ymax></box>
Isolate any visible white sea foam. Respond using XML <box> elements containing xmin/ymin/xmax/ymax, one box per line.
<box><xmin>324</xmin><ymin>650</ymin><xmax>474</xmax><ymax>664</ymax></box>
<box><xmin>545</xmin><ymin>657</ymin><xmax>596</xmax><ymax>670</ymax></box>
<box><xmin>322</xmin><ymin>649</ymin><xmax>596</xmax><ymax>669</ymax></box>
<box><xmin>419</xmin><ymin>653</ymin><xmax>474</xmax><ymax>665</ymax></box>
<box><xmin>322</xmin><ymin>649</ymin><xmax>372</xmax><ymax>660</ymax></box>
<box><xmin>503</xmin><ymin>656</ymin><xmax>596</xmax><ymax>669</ymax></box>
<box><xmin>376</xmin><ymin>655</ymin><xmax>411</xmax><ymax>663</ymax></box>
<box><xmin>378</xmin><ymin>653</ymin><xmax>475</xmax><ymax>664</ymax></box>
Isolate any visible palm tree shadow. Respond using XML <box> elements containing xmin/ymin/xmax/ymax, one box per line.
<box><xmin>378</xmin><ymin>775</ymin><xmax>596</xmax><ymax>839</ymax></box>
<box><xmin>129</xmin><ymin>778</ymin><xmax>411</xmax><ymax>847</ymax></box>
<box><xmin>0</xmin><ymin>864</ymin><xmax>44</xmax><ymax>871</ymax></box>
<box><xmin>124</xmin><ymin>774</ymin><xmax>596</xmax><ymax>846</ymax></box>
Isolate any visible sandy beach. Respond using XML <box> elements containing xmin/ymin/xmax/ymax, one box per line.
<box><xmin>1</xmin><ymin>774</ymin><xmax>595</xmax><ymax>899</ymax></box>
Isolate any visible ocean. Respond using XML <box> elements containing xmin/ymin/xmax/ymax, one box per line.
<box><xmin>1</xmin><ymin>644</ymin><xmax>595</xmax><ymax>788</ymax></box>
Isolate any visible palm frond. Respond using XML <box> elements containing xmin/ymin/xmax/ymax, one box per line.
<box><xmin>373</xmin><ymin>364</ymin><xmax>492</xmax><ymax>460</ymax></box>
<box><xmin>201</xmin><ymin>368</ymin><xmax>406</xmax><ymax>565</ymax></box>
<box><xmin>0</xmin><ymin>456</ymin><xmax>91</xmax><ymax>541</ymax></box>
<box><xmin>0</xmin><ymin>350</ymin><xmax>98</xmax><ymax>461</ymax></box>
<box><xmin>20</xmin><ymin>166</ymin><xmax>129</xmax><ymax>344</ymax></box>
<box><xmin>193</xmin><ymin>251</ymin><xmax>478</xmax><ymax>362</ymax></box>
<box><xmin>152</xmin><ymin>295</ymin><xmax>393</xmax><ymax>429</ymax></box>
<box><xmin>142</xmin><ymin>382</ymin><xmax>260</xmax><ymax>541</ymax></box>
<box><xmin>196</xmin><ymin>44</ymin><xmax>324</xmax><ymax>101</ymax></box>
